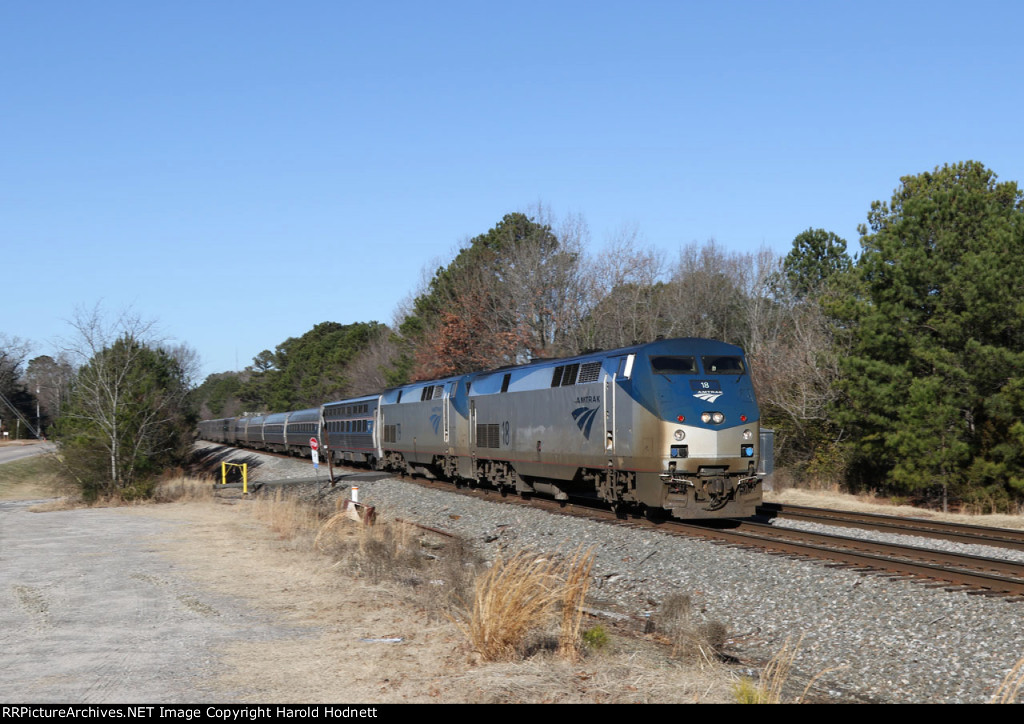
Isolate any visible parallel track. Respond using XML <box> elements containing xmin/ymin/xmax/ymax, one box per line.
<box><xmin>201</xmin><ymin>442</ymin><xmax>1024</xmax><ymax>600</ymax></box>
<box><xmin>756</xmin><ymin>502</ymin><xmax>1024</xmax><ymax>552</ymax></box>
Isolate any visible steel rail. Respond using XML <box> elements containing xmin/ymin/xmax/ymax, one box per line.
<box><xmin>198</xmin><ymin>442</ymin><xmax>1024</xmax><ymax>597</ymax></box>
<box><xmin>675</xmin><ymin>519</ymin><xmax>1024</xmax><ymax>598</ymax></box>
<box><xmin>757</xmin><ymin>503</ymin><xmax>1024</xmax><ymax>552</ymax></box>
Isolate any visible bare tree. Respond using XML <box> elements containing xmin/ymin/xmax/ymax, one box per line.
<box><xmin>746</xmin><ymin>273</ymin><xmax>849</xmax><ymax>477</ymax></box>
<box><xmin>570</xmin><ymin>225</ymin><xmax>668</xmax><ymax>352</ymax></box>
<box><xmin>345</xmin><ymin>326</ymin><xmax>403</xmax><ymax>396</ymax></box>
<box><xmin>660</xmin><ymin>240</ymin><xmax>751</xmax><ymax>343</ymax></box>
<box><xmin>162</xmin><ymin>342</ymin><xmax>202</xmax><ymax>389</ymax></box>
<box><xmin>498</xmin><ymin>204</ymin><xmax>589</xmax><ymax>356</ymax></box>
<box><xmin>0</xmin><ymin>334</ymin><xmax>39</xmax><ymax>438</ymax></box>
<box><xmin>0</xmin><ymin>334</ymin><xmax>32</xmax><ymax>396</ymax></box>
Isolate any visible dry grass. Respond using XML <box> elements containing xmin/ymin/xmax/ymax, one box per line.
<box><xmin>248</xmin><ymin>488</ymin><xmax>323</xmax><ymax>541</ymax></box>
<box><xmin>446</xmin><ymin>649</ymin><xmax>735</xmax><ymax>703</ymax></box>
<box><xmin>0</xmin><ymin>449</ymin><xmax>219</xmax><ymax>512</ymax></box>
<box><xmin>648</xmin><ymin>593</ymin><xmax>729</xmax><ymax>665</ymax></box>
<box><xmin>315</xmin><ymin>508</ymin><xmax>485</xmax><ymax>617</ymax></box>
<box><xmin>731</xmin><ymin>635</ymin><xmax>848</xmax><ymax>704</ymax></box>
<box><xmin>756</xmin><ymin>635</ymin><xmax>801</xmax><ymax>703</ymax></box>
<box><xmin>557</xmin><ymin>547</ymin><xmax>596</xmax><ymax>661</ymax></box>
<box><xmin>457</xmin><ymin>548</ymin><xmax>600</xmax><ymax>663</ymax></box>
<box><xmin>459</xmin><ymin>550</ymin><xmax>564</xmax><ymax>662</ymax></box>
<box><xmin>152</xmin><ymin>474</ymin><xmax>214</xmax><ymax>503</ymax></box>
<box><xmin>991</xmin><ymin>655</ymin><xmax>1024</xmax><ymax>704</ymax></box>
<box><xmin>767</xmin><ymin>487</ymin><xmax>1024</xmax><ymax>531</ymax></box>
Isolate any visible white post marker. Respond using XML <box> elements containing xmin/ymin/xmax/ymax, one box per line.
<box><xmin>351</xmin><ymin>486</ymin><xmax>359</xmax><ymax>503</ymax></box>
<box><xmin>310</xmin><ymin>437</ymin><xmax>319</xmax><ymax>468</ymax></box>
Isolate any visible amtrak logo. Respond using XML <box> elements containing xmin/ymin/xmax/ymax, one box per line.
<box><xmin>430</xmin><ymin>413</ymin><xmax>442</xmax><ymax>434</ymax></box>
<box><xmin>572</xmin><ymin>406</ymin><xmax>599</xmax><ymax>439</ymax></box>
<box><xmin>692</xmin><ymin>391</ymin><xmax>723</xmax><ymax>403</ymax></box>
<box><xmin>690</xmin><ymin>379</ymin><xmax>723</xmax><ymax>403</ymax></box>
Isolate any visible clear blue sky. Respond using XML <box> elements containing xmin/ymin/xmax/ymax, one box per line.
<box><xmin>3</xmin><ymin>1</ymin><xmax>1022</xmax><ymax>379</ymax></box>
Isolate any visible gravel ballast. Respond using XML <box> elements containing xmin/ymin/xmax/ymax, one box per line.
<box><xmin>207</xmin><ymin>443</ymin><xmax>1024</xmax><ymax>704</ymax></box>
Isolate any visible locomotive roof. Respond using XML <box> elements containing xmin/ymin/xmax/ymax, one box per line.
<box><xmin>378</xmin><ymin>337</ymin><xmax>744</xmax><ymax>393</ymax></box>
<box><xmin>471</xmin><ymin>337</ymin><xmax>742</xmax><ymax>377</ymax></box>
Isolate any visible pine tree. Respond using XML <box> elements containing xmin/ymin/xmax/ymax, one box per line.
<box><xmin>838</xmin><ymin>161</ymin><xmax>1024</xmax><ymax>509</ymax></box>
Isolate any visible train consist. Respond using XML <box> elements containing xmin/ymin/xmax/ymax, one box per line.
<box><xmin>198</xmin><ymin>337</ymin><xmax>763</xmax><ymax>519</ymax></box>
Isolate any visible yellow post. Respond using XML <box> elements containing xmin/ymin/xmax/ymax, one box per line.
<box><xmin>219</xmin><ymin>463</ymin><xmax>249</xmax><ymax>494</ymax></box>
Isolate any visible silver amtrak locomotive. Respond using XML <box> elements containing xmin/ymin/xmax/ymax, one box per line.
<box><xmin>199</xmin><ymin>338</ymin><xmax>762</xmax><ymax>520</ymax></box>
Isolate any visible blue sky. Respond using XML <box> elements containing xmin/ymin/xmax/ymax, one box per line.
<box><xmin>3</xmin><ymin>1</ymin><xmax>1022</xmax><ymax>379</ymax></box>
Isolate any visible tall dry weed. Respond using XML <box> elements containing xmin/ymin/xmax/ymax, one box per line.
<box><xmin>557</xmin><ymin>547</ymin><xmax>596</xmax><ymax>661</ymax></box>
<box><xmin>153</xmin><ymin>475</ymin><xmax>214</xmax><ymax>503</ymax></box>
<box><xmin>315</xmin><ymin>512</ymin><xmax>483</xmax><ymax>616</ymax></box>
<box><xmin>991</xmin><ymin>655</ymin><xmax>1024</xmax><ymax>703</ymax></box>
<box><xmin>459</xmin><ymin>548</ymin><xmax>597</xmax><ymax>663</ymax></box>
<box><xmin>733</xmin><ymin>635</ymin><xmax>845</xmax><ymax>704</ymax></box>
<box><xmin>650</xmin><ymin>593</ymin><xmax>728</xmax><ymax>664</ymax></box>
<box><xmin>754</xmin><ymin>635</ymin><xmax>802</xmax><ymax>703</ymax></box>
<box><xmin>250</xmin><ymin>488</ymin><xmax>321</xmax><ymax>539</ymax></box>
<box><xmin>462</xmin><ymin>551</ymin><xmax>563</xmax><ymax>662</ymax></box>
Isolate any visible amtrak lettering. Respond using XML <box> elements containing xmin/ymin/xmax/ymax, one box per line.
<box><xmin>690</xmin><ymin>380</ymin><xmax>723</xmax><ymax>404</ymax></box>
<box><xmin>574</xmin><ymin>395</ymin><xmax>600</xmax><ymax>404</ymax></box>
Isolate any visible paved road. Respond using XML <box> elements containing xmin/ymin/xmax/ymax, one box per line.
<box><xmin>0</xmin><ymin>442</ymin><xmax>55</xmax><ymax>465</ymax></box>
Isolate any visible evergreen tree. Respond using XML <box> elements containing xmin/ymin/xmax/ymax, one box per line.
<box><xmin>239</xmin><ymin>321</ymin><xmax>387</xmax><ymax>411</ymax></box>
<box><xmin>782</xmin><ymin>228</ymin><xmax>853</xmax><ymax>299</ymax></box>
<box><xmin>838</xmin><ymin>161</ymin><xmax>1024</xmax><ymax>508</ymax></box>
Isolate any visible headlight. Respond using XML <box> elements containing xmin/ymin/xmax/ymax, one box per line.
<box><xmin>673</xmin><ymin>429</ymin><xmax>685</xmax><ymax>441</ymax></box>
<box><xmin>700</xmin><ymin>412</ymin><xmax>725</xmax><ymax>424</ymax></box>
<box><xmin>701</xmin><ymin>412</ymin><xmax>712</xmax><ymax>424</ymax></box>
<box><xmin>742</xmin><ymin>429</ymin><xmax>753</xmax><ymax>441</ymax></box>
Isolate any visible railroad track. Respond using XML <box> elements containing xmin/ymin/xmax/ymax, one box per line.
<box><xmin>675</xmin><ymin>518</ymin><xmax>1024</xmax><ymax>600</ymax></box>
<box><xmin>756</xmin><ymin>502</ymin><xmax>1024</xmax><ymax>552</ymax></box>
<box><xmin>386</xmin><ymin>476</ymin><xmax>1024</xmax><ymax>600</ymax></box>
<box><xmin>198</xmin><ymin>442</ymin><xmax>1024</xmax><ymax>600</ymax></box>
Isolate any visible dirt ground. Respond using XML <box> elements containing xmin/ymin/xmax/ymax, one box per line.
<box><xmin>1</xmin><ymin>480</ymin><xmax>734</xmax><ymax>704</ymax></box>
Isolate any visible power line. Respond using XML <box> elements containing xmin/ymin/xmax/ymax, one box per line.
<box><xmin>0</xmin><ymin>390</ymin><xmax>41</xmax><ymax>439</ymax></box>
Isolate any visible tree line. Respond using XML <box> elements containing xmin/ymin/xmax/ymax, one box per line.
<box><xmin>8</xmin><ymin>160</ymin><xmax>1022</xmax><ymax>509</ymax></box>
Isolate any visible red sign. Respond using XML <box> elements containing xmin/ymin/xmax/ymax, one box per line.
<box><xmin>310</xmin><ymin>437</ymin><xmax>319</xmax><ymax>451</ymax></box>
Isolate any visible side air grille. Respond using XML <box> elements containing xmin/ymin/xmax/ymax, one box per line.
<box><xmin>477</xmin><ymin>424</ymin><xmax>500</xmax><ymax>448</ymax></box>
<box><xmin>578</xmin><ymin>361</ymin><xmax>602</xmax><ymax>383</ymax></box>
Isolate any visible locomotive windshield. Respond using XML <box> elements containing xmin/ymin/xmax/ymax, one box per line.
<box><xmin>650</xmin><ymin>356</ymin><xmax>698</xmax><ymax>374</ymax></box>
<box><xmin>701</xmin><ymin>355</ymin><xmax>745</xmax><ymax>374</ymax></box>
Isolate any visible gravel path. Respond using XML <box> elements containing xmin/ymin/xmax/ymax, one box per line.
<box><xmin>0</xmin><ymin>499</ymin><xmax>290</xmax><ymax>703</ymax></box>
<box><xmin>206</xmin><ymin>443</ymin><xmax>1024</xmax><ymax>704</ymax></box>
